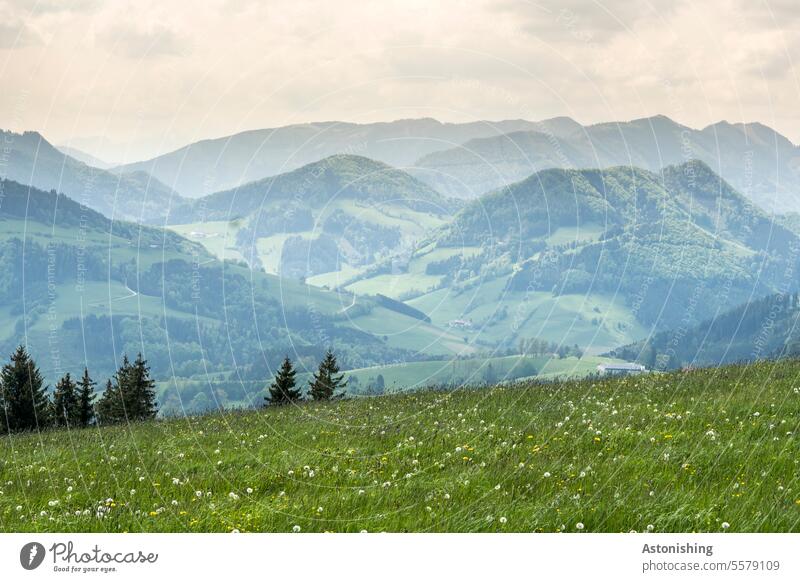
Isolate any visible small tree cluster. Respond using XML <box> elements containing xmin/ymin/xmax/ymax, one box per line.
<box><xmin>265</xmin><ymin>349</ymin><xmax>347</xmax><ymax>406</ymax></box>
<box><xmin>0</xmin><ymin>346</ymin><xmax>157</xmax><ymax>434</ymax></box>
<box><xmin>97</xmin><ymin>354</ymin><xmax>158</xmax><ymax>424</ymax></box>
<box><xmin>0</xmin><ymin>346</ymin><xmax>97</xmax><ymax>433</ymax></box>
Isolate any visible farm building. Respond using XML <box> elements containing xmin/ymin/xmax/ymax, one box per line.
<box><xmin>596</xmin><ymin>362</ymin><xmax>647</xmax><ymax>376</ymax></box>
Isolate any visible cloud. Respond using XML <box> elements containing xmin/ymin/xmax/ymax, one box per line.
<box><xmin>0</xmin><ymin>19</ymin><xmax>41</xmax><ymax>48</ymax></box>
<box><xmin>97</xmin><ymin>23</ymin><xmax>186</xmax><ymax>58</ymax></box>
<box><xmin>497</xmin><ymin>0</ymin><xmax>684</xmax><ymax>44</ymax></box>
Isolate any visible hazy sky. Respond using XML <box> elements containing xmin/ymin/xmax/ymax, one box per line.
<box><xmin>1</xmin><ymin>0</ymin><xmax>798</xmax><ymax>162</ymax></box>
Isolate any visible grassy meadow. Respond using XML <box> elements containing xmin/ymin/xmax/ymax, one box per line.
<box><xmin>1</xmin><ymin>359</ymin><xmax>799</xmax><ymax>533</ymax></box>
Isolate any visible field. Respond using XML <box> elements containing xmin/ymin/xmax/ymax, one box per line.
<box><xmin>2</xmin><ymin>359</ymin><xmax>799</xmax><ymax>533</ymax></box>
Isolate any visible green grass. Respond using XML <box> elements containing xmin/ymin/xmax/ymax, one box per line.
<box><xmin>338</xmin><ymin>355</ymin><xmax>617</xmax><ymax>391</ymax></box>
<box><xmin>408</xmin><ymin>276</ymin><xmax>647</xmax><ymax>354</ymax></box>
<box><xmin>168</xmin><ymin>220</ymin><xmax>245</xmax><ymax>264</ymax></box>
<box><xmin>2</xmin><ymin>359</ymin><xmax>799</xmax><ymax>532</ymax></box>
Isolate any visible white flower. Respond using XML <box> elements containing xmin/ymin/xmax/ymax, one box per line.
<box><xmin>722</xmin><ymin>522</ymin><xmax>730</xmax><ymax>530</ymax></box>
<box><xmin>317</xmin><ymin>506</ymin><xmax>324</xmax><ymax>513</ymax></box>
<box><xmin>358</xmin><ymin>489</ymin><xmax>365</xmax><ymax>495</ymax></box>
<box><xmin>576</xmin><ymin>522</ymin><xmax>585</xmax><ymax>530</ymax></box>
<box><xmin>499</xmin><ymin>517</ymin><xmax>507</xmax><ymax>524</ymax></box>
<box><xmin>130</xmin><ymin>489</ymin><xmax>136</xmax><ymax>496</ymax></box>
<box><xmin>246</xmin><ymin>487</ymin><xmax>253</xmax><ymax>494</ymax></box>
<box><xmin>292</xmin><ymin>525</ymin><xmax>301</xmax><ymax>533</ymax></box>
<box><xmin>360</xmin><ymin>529</ymin><xmax>368</xmax><ymax>533</ymax></box>
<box><xmin>195</xmin><ymin>490</ymin><xmax>203</xmax><ymax>498</ymax></box>
<box><xmin>172</xmin><ymin>478</ymin><xmax>180</xmax><ymax>485</ymax></box>
<box><xmin>543</xmin><ymin>472</ymin><xmax>551</xmax><ymax>478</ymax></box>
<box><xmin>230</xmin><ymin>529</ymin><xmax>240</xmax><ymax>534</ymax></box>
<box><xmin>228</xmin><ymin>492</ymin><xmax>239</xmax><ymax>500</ymax></box>
<box><xmin>646</xmin><ymin>524</ymin><xmax>654</xmax><ymax>531</ymax></box>
<box><xmin>15</xmin><ymin>505</ymin><xmax>22</xmax><ymax>512</ymax></box>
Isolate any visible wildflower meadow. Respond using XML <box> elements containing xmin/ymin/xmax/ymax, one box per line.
<box><xmin>1</xmin><ymin>360</ymin><xmax>798</xmax><ymax>533</ymax></box>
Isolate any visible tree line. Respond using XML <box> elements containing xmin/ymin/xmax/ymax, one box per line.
<box><xmin>0</xmin><ymin>346</ymin><xmax>158</xmax><ymax>434</ymax></box>
<box><xmin>1</xmin><ymin>345</ymin><xmax>351</xmax><ymax>433</ymax></box>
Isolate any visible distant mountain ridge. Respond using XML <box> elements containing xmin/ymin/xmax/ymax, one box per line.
<box><xmin>1</xmin><ymin>130</ymin><xmax>187</xmax><ymax>222</ymax></box>
<box><xmin>416</xmin><ymin>115</ymin><xmax>800</xmax><ymax>212</ymax></box>
<box><xmin>111</xmin><ymin>117</ymin><xmax>583</xmax><ymax>198</ymax></box>
<box><xmin>111</xmin><ymin>115</ymin><xmax>800</xmax><ymax>213</ymax></box>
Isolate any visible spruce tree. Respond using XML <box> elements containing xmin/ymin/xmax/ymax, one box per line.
<box><xmin>0</xmin><ymin>346</ymin><xmax>51</xmax><ymax>432</ymax></box>
<box><xmin>308</xmin><ymin>349</ymin><xmax>347</xmax><ymax>401</ymax></box>
<box><xmin>128</xmin><ymin>353</ymin><xmax>158</xmax><ymax>420</ymax></box>
<box><xmin>52</xmin><ymin>372</ymin><xmax>79</xmax><ymax>427</ymax></box>
<box><xmin>76</xmin><ymin>368</ymin><xmax>96</xmax><ymax>427</ymax></box>
<box><xmin>266</xmin><ymin>356</ymin><xmax>302</xmax><ymax>405</ymax></box>
<box><xmin>97</xmin><ymin>379</ymin><xmax>121</xmax><ymax>424</ymax></box>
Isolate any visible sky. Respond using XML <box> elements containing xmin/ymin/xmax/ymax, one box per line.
<box><xmin>1</xmin><ymin>0</ymin><xmax>798</xmax><ymax>163</ymax></box>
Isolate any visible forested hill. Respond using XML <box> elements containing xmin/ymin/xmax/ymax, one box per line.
<box><xmin>610</xmin><ymin>292</ymin><xmax>800</xmax><ymax>369</ymax></box>
<box><xmin>0</xmin><ymin>180</ymin><xmax>471</xmax><ymax>407</ymax></box>
<box><xmin>397</xmin><ymin>160</ymin><xmax>800</xmax><ymax>333</ymax></box>
<box><xmin>166</xmin><ymin>154</ymin><xmax>458</xmax><ymax>224</ymax></box>
<box><xmin>0</xmin><ymin>178</ymin><xmax>198</xmax><ymax>251</ymax></box>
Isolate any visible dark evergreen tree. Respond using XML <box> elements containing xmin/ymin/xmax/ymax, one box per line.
<box><xmin>127</xmin><ymin>353</ymin><xmax>158</xmax><ymax>420</ymax></box>
<box><xmin>266</xmin><ymin>356</ymin><xmax>302</xmax><ymax>405</ymax></box>
<box><xmin>0</xmin><ymin>346</ymin><xmax>51</xmax><ymax>433</ymax></box>
<box><xmin>308</xmin><ymin>349</ymin><xmax>347</xmax><ymax>401</ymax></box>
<box><xmin>76</xmin><ymin>368</ymin><xmax>96</xmax><ymax>427</ymax></box>
<box><xmin>97</xmin><ymin>379</ymin><xmax>123</xmax><ymax>424</ymax></box>
<box><xmin>96</xmin><ymin>354</ymin><xmax>157</xmax><ymax>423</ymax></box>
<box><xmin>52</xmin><ymin>372</ymin><xmax>79</xmax><ymax>427</ymax></box>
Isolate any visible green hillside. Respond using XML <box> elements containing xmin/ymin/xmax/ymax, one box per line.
<box><xmin>166</xmin><ymin>155</ymin><xmax>458</xmax><ymax>281</ymax></box>
<box><xmin>3</xmin><ymin>359</ymin><xmax>798</xmax><ymax>532</ymax></box>
<box><xmin>344</xmin><ymin>161</ymin><xmax>798</xmax><ymax>356</ymax></box>
<box><xmin>612</xmin><ymin>291</ymin><xmax>800</xmax><ymax>369</ymax></box>
<box><xmin>0</xmin><ymin>179</ymin><xmax>472</xmax><ymax>388</ymax></box>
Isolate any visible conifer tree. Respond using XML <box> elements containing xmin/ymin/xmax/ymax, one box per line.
<box><xmin>127</xmin><ymin>354</ymin><xmax>158</xmax><ymax>420</ymax></box>
<box><xmin>266</xmin><ymin>356</ymin><xmax>303</xmax><ymax>405</ymax></box>
<box><xmin>98</xmin><ymin>354</ymin><xmax>158</xmax><ymax>423</ymax></box>
<box><xmin>308</xmin><ymin>349</ymin><xmax>347</xmax><ymax>401</ymax></box>
<box><xmin>76</xmin><ymin>367</ymin><xmax>96</xmax><ymax>427</ymax></box>
<box><xmin>52</xmin><ymin>372</ymin><xmax>79</xmax><ymax>427</ymax></box>
<box><xmin>97</xmin><ymin>379</ymin><xmax>122</xmax><ymax>424</ymax></box>
<box><xmin>0</xmin><ymin>346</ymin><xmax>51</xmax><ymax>432</ymax></box>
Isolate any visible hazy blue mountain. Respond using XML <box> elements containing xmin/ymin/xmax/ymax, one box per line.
<box><xmin>1</xmin><ymin>130</ymin><xmax>187</xmax><ymax>222</ymax></box>
<box><xmin>112</xmin><ymin>118</ymin><xmax>553</xmax><ymax>198</ymax></box>
<box><xmin>56</xmin><ymin>145</ymin><xmax>116</xmax><ymax>169</ymax></box>
<box><xmin>415</xmin><ymin>115</ymin><xmax>800</xmax><ymax>212</ymax></box>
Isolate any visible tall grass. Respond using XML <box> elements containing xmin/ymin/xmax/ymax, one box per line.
<box><xmin>1</xmin><ymin>360</ymin><xmax>798</xmax><ymax>532</ymax></box>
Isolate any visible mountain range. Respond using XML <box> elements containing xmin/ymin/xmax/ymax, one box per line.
<box><xmin>416</xmin><ymin>115</ymin><xmax>800</xmax><ymax>212</ymax></box>
<box><xmin>103</xmin><ymin>115</ymin><xmax>800</xmax><ymax>214</ymax></box>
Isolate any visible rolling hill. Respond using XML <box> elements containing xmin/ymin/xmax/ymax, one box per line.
<box><xmin>415</xmin><ymin>115</ymin><xmax>800</xmax><ymax>212</ymax></box>
<box><xmin>0</xmin><ymin>178</ymin><xmax>474</xmax><ymax>390</ymax></box>
<box><xmin>345</xmin><ymin>160</ymin><xmax>800</xmax><ymax>354</ymax></box>
<box><xmin>1</xmin><ymin>129</ymin><xmax>187</xmax><ymax>222</ymax></box>
<box><xmin>165</xmin><ymin>155</ymin><xmax>460</xmax><ymax>281</ymax></box>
